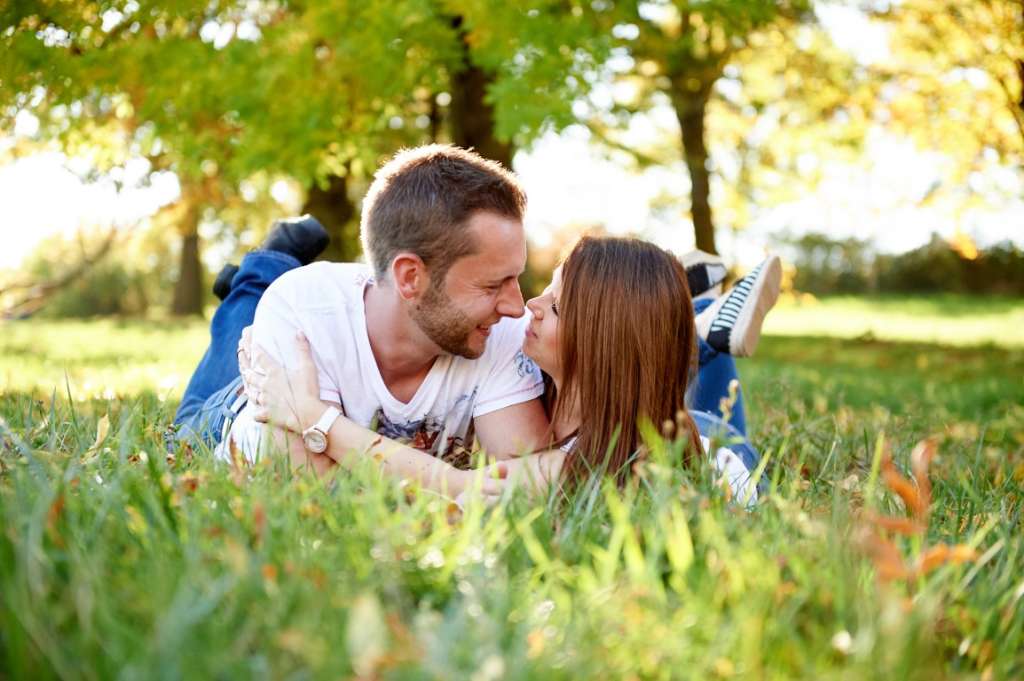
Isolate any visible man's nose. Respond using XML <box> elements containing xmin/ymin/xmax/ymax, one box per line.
<box><xmin>496</xmin><ymin>278</ymin><xmax>525</xmax><ymax>318</ymax></box>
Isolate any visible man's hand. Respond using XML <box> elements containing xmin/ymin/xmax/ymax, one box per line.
<box><xmin>239</xmin><ymin>327</ymin><xmax>327</xmax><ymax>434</ymax></box>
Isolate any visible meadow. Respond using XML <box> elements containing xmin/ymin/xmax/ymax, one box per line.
<box><xmin>1</xmin><ymin>296</ymin><xmax>1022</xmax><ymax>679</ymax></box>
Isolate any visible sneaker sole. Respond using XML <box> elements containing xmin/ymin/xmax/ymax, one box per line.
<box><xmin>727</xmin><ymin>255</ymin><xmax>781</xmax><ymax>357</ymax></box>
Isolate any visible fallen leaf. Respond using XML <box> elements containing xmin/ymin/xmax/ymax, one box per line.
<box><xmin>80</xmin><ymin>414</ymin><xmax>111</xmax><ymax>462</ymax></box>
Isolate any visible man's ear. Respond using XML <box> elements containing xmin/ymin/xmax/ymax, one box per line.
<box><xmin>391</xmin><ymin>252</ymin><xmax>429</xmax><ymax>301</ymax></box>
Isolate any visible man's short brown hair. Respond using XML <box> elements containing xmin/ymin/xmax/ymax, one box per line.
<box><xmin>360</xmin><ymin>144</ymin><xmax>527</xmax><ymax>282</ymax></box>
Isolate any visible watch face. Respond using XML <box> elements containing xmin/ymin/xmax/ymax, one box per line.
<box><xmin>304</xmin><ymin>430</ymin><xmax>327</xmax><ymax>454</ymax></box>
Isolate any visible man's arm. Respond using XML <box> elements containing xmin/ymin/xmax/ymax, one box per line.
<box><xmin>245</xmin><ymin>331</ymin><xmax>504</xmax><ymax>497</ymax></box>
<box><xmin>316</xmin><ymin>414</ymin><xmax>504</xmax><ymax>497</ymax></box>
<box><xmin>473</xmin><ymin>397</ymin><xmax>550</xmax><ymax>459</ymax></box>
<box><xmin>259</xmin><ymin>403</ymin><xmax>505</xmax><ymax>497</ymax></box>
<box><xmin>265</xmin><ymin>422</ymin><xmax>336</xmax><ymax>477</ymax></box>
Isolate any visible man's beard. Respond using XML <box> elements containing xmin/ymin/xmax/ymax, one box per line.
<box><xmin>410</xmin><ymin>279</ymin><xmax>483</xmax><ymax>359</ymax></box>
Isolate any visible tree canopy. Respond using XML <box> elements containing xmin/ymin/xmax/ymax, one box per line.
<box><xmin>2</xmin><ymin>1</ymin><xmax>1021</xmax><ymax>315</ymax></box>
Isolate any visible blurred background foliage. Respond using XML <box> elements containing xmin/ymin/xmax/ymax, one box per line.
<box><xmin>779</xmin><ymin>234</ymin><xmax>1024</xmax><ymax>296</ymax></box>
<box><xmin>0</xmin><ymin>0</ymin><xmax>1021</xmax><ymax>317</ymax></box>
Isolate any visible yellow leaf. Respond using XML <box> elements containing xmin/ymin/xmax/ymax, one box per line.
<box><xmin>93</xmin><ymin>414</ymin><xmax>110</xmax><ymax>448</ymax></box>
<box><xmin>81</xmin><ymin>414</ymin><xmax>111</xmax><ymax>462</ymax></box>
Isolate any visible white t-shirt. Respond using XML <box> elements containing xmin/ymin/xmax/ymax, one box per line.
<box><xmin>217</xmin><ymin>262</ymin><xmax>544</xmax><ymax>465</ymax></box>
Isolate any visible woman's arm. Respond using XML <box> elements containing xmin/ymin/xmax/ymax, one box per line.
<box><xmin>317</xmin><ymin>414</ymin><xmax>505</xmax><ymax>497</ymax></box>
<box><xmin>498</xmin><ymin>448</ymin><xmax>566</xmax><ymax>497</ymax></box>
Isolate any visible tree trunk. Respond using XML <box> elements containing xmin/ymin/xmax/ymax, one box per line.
<box><xmin>448</xmin><ymin>29</ymin><xmax>514</xmax><ymax>168</ymax></box>
<box><xmin>302</xmin><ymin>173</ymin><xmax>360</xmax><ymax>262</ymax></box>
<box><xmin>171</xmin><ymin>223</ymin><xmax>204</xmax><ymax>316</ymax></box>
<box><xmin>672</xmin><ymin>90</ymin><xmax>716</xmax><ymax>254</ymax></box>
<box><xmin>1019</xmin><ymin>2</ymin><xmax>1023</xmax><ymax>121</ymax></box>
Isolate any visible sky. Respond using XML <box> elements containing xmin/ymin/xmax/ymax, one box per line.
<box><xmin>2</xmin><ymin>4</ymin><xmax>1022</xmax><ymax>271</ymax></box>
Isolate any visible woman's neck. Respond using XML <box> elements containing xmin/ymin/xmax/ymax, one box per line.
<box><xmin>550</xmin><ymin>377</ymin><xmax>581</xmax><ymax>441</ymax></box>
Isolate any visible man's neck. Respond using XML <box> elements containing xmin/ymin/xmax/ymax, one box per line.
<box><xmin>363</xmin><ymin>282</ymin><xmax>441</xmax><ymax>401</ymax></box>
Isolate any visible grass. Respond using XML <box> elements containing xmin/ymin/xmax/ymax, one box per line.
<box><xmin>1</xmin><ymin>297</ymin><xmax>1022</xmax><ymax>679</ymax></box>
<box><xmin>765</xmin><ymin>293</ymin><xmax>1024</xmax><ymax>348</ymax></box>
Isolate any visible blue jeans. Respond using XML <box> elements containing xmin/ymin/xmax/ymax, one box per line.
<box><xmin>173</xmin><ymin>253</ymin><xmax>757</xmax><ymax>465</ymax></box>
<box><xmin>173</xmin><ymin>250</ymin><xmax>301</xmax><ymax>445</ymax></box>
<box><xmin>692</xmin><ymin>298</ymin><xmax>747</xmax><ymax>436</ymax></box>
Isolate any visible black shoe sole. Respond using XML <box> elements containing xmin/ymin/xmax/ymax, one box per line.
<box><xmin>213</xmin><ymin>263</ymin><xmax>239</xmax><ymax>301</ymax></box>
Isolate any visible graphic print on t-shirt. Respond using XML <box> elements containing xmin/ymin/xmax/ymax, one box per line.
<box><xmin>514</xmin><ymin>349</ymin><xmax>539</xmax><ymax>378</ymax></box>
<box><xmin>372</xmin><ymin>389</ymin><xmax>478</xmax><ymax>469</ymax></box>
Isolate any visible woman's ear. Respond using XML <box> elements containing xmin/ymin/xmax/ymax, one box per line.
<box><xmin>391</xmin><ymin>253</ymin><xmax>428</xmax><ymax>301</ymax></box>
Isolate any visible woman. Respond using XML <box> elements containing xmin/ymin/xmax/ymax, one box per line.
<box><xmin>240</xmin><ymin>236</ymin><xmax>762</xmax><ymax>502</ymax></box>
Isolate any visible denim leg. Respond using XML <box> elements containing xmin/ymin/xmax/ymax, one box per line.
<box><xmin>690</xmin><ymin>409</ymin><xmax>760</xmax><ymax>473</ymax></box>
<box><xmin>174</xmin><ymin>376</ymin><xmax>246</xmax><ymax>449</ymax></box>
<box><xmin>173</xmin><ymin>250</ymin><xmax>301</xmax><ymax>426</ymax></box>
<box><xmin>692</xmin><ymin>297</ymin><xmax>747</xmax><ymax>436</ymax></box>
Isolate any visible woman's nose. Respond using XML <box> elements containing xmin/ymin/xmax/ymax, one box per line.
<box><xmin>526</xmin><ymin>296</ymin><xmax>542</xmax><ymax>318</ymax></box>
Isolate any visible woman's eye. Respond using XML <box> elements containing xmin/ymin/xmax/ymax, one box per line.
<box><xmin>551</xmin><ymin>301</ymin><xmax>559</xmax><ymax>316</ymax></box>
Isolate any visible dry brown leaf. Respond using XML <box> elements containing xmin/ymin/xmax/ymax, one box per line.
<box><xmin>446</xmin><ymin>502</ymin><xmax>463</xmax><ymax>526</ymax></box>
<box><xmin>882</xmin><ymin>457</ymin><xmax>925</xmax><ymax>517</ymax></box>
<box><xmin>948</xmin><ymin>544</ymin><xmax>980</xmax><ymax>563</ymax></box>
<box><xmin>910</xmin><ymin>439</ymin><xmax>936</xmax><ymax>514</ymax></box>
<box><xmin>860</xmin><ymin>530</ymin><xmax>912</xmax><ymax>581</ymax></box>
<box><xmin>917</xmin><ymin>544</ymin><xmax>952</xmax><ymax>575</ymax></box>
<box><xmin>863</xmin><ymin>512</ymin><xmax>925</xmax><ymax>536</ymax></box>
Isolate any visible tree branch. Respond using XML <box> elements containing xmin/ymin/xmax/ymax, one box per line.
<box><xmin>0</xmin><ymin>228</ymin><xmax>119</xmax><ymax>319</ymax></box>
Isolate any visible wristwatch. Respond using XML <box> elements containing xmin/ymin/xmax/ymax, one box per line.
<box><xmin>302</xmin><ymin>406</ymin><xmax>342</xmax><ymax>454</ymax></box>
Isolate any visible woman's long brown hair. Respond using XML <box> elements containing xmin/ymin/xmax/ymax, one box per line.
<box><xmin>553</xmin><ymin>236</ymin><xmax>704</xmax><ymax>490</ymax></box>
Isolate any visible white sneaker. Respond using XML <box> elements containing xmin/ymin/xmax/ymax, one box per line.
<box><xmin>681</xmin><ymin>249</ymin><xmax>728</xmax><ymax>300</ymax></box>
<box><xmin>695</xmin><ymin>255</ymin><xmax>782</xmax><ymax>357</ymax></box>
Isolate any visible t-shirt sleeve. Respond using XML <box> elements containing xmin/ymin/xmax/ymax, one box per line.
<box><xmin>251</xmin><ymin>282</ymin><xmax>342</xmax><ymax>405</ymax></box>
<box><xmin>472</xmin><ymin>320</ymin><xmax>545</xmax><ymax>418</ymax></box>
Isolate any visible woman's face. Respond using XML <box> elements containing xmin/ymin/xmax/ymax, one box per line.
<box><xmin>524</xmin><ymin>266</ymin><xmax>563</xmax><ymax>380</ymax></box>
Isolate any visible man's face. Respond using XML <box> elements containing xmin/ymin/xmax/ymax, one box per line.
<box><xmin>410</xmin><ymin>211</ymin><xmax>527</xmax><ymax>359</ymax></box>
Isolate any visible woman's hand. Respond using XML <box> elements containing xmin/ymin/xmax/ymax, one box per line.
<box><xmin>493</xmin><ymin>450</ymin><xmax>564</xmax><ymax>498</ymax></box>
<box><xmin>452</xmin><ymin>461</ymin><xmax>508</xmax><ymax>507</ymax></box>
<box><xmin>238</xmin><ymin>327</ymin><xmax>326</xmax><ymax>435</ymax></box>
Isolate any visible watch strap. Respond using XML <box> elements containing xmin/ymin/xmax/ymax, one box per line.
<box><xmin>308</xmin><ymin>405</ymin><xmax>341</xmax><ymax>438</ymax></box>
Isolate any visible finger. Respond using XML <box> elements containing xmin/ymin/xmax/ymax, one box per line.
<box><xmin>249</xmin><ymin>343</ymin><xmax>273</xmax><ymax>375</ymax></box>
<box><xmin>481</xmin><ymin>477</ymin><xmax>507</xmax><ymax>497</ymax></box>
<box><xmin>480</xmin><ymin>492</ymin><xmax>502</xmax><ymax>508</ymax></box>
<box><xmin>241</xmin><ymin>371</ymin><xmax>266</xmax><ymax>398</ymax></box>
<box><xmin>240</xmin><ymin>367</ymin><xmax>259</xmax><ymax>387</ymax></box>
<box><xmin>249</xmin><ymin>345</ymin><xmax>265</xmax><ymax>372</ymax></box>
<box><xmin>238</xmin><ymin>327</ymin><xmax>253</xmax><ymax>362</ymax></box>
<box><xmin>237</xmin><ymin>347</ymin><xmax>251</xmax><ymax>375</ymax></box>
<box><xmin>294</xmin><ymin>330</ymin><xmax>318</xmax><ymax>381</ymax></box>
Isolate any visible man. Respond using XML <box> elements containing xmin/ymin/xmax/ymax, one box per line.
<box><xmin>175</xmin><ymin>145</ymin><xmax>550</xmax><ymax>494</ymax></box>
